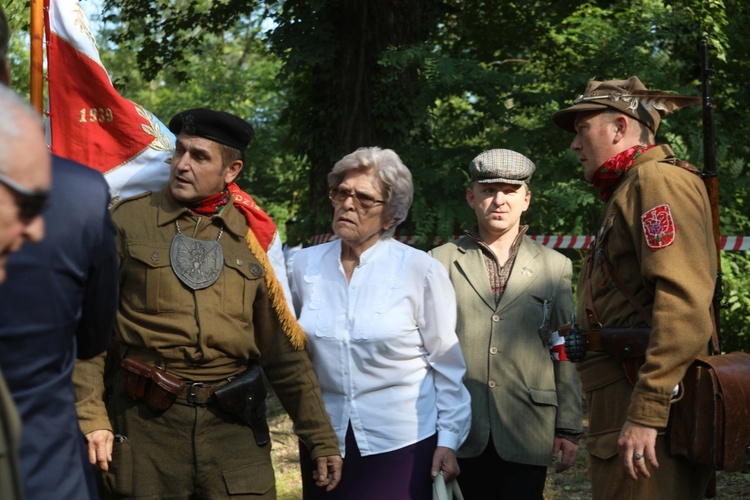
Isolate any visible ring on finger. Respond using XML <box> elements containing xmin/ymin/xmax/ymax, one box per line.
<box><xmin>634</xmin><ymin>453</ymin><xmax>644</xmax><ymax>460</ymax></box>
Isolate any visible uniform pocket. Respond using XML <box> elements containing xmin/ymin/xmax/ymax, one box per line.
<box><xmin>126</xmin><ymin>243</ymin><xmax>183</xmax><ymax>312</ymax></box>
<box><xmin>223</xmin><ymin>253</ymin><xmax>264</xmax><ymax>320</ymax></box>
<box><xmin>222</xmin><ymin>460</ymin><xmax>276</xmax><ymax>496</ymax></box>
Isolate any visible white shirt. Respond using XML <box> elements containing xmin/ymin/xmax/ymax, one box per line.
<box><xmin>289</xmin><ymin>237</ymin><xmax>471</xmax><ymax>457</ymax></box>
<box><xmin>267</xmin><ymin>236</ymin><xmax>294</xmax><ymax>310</ymax></box>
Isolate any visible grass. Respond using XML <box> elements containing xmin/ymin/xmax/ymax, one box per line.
<box><xmin>267</xmin><ymin>392</ymin><xmax>750</xmax><ymax>499</ymax></box>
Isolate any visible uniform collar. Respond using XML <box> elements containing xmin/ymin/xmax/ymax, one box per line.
<box><xmin>155</xmin><ymin>188</ymin><xmax>250</xmax><ymax>238</ymax></box>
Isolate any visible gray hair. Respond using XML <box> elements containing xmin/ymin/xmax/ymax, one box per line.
<box><xmin>328</xmin><ymin>147</ymin><xmax>413</xmax><ymax>239</ymax></box>
<box><xmin>0</xmin><ymin>86</ymin><xmax>44</xmax><ymax>174</ymax></box>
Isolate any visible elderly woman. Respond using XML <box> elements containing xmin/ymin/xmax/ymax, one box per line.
<box><xmin>289</xmin><ymin>147</ymin><xmax>471</xmax><ymax>499</ymax></box>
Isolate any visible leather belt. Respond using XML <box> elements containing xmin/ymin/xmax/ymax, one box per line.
<box><xmin>177</xmin><ymin>380</ymin><xmax>230</xmax><ymax>406</ymax></box>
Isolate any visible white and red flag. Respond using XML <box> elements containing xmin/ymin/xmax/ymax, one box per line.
<box><xmin>44</xmin><ymin>0</ymin><xmax>172</xmax><ymax>201</ymax></box>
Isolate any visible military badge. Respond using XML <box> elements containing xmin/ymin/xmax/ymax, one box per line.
<box><xmin>641</xmin><ymin>203</ymin><xmax>676</xmax><ymax>250</ymax></box>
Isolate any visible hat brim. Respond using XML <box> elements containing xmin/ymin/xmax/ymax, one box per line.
<box><xmin>551</xmin><ymin>102</ymin><xmax>611</xmax><ymax>133</ymax></box>
<box><xmin>474</xmin><ymin>177</ymin><xmax>528</xmax><ymax>185</ymax></box>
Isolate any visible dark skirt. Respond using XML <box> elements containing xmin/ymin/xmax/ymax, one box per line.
<box><xmin>299</xmin><ymin>422</ymin><xmax>437</xmax><ymax>500</ymax></box>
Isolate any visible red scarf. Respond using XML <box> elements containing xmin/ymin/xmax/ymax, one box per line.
<box><xmin>592</xmin><ymin>144</ymin><xmax>656</xmax><ymax>200</ymax></box>
<box><xmin>189</xmin><ymin>190</ymin><xmax>230</xmax><ymax>216</ymax></box>
<box><xmin>188</xmin><ymin>184</ymin><xmax>277</xmax><ymax>251</ymax></box>
<box><xmin>227</xmin><ymin>183</ymin><xmax>277</xmax><ymax>251</ymax></box>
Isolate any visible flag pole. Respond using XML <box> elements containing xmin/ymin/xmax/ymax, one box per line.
<box><xmin>30</xmin><ymin>0</ymin><xmax>44</xmax><ymax>115</ymax></box>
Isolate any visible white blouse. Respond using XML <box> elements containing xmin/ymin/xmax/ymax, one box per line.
<box><xmin>289</xmin><ymin>237</ymin><xmax>471</xmax><ymax>457</ymax></box>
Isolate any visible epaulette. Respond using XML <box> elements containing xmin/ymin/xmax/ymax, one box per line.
<box><xmin>109</xmin><ymin>190</ymin><xmax>152</xmax><ymax>213</ymax></box>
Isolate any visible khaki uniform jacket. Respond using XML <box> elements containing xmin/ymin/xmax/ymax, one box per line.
<box><xmin>74</xmin><ymin>189</ymin><xmax>338</xmax><ymax>459</ymax></box>
<box><xmin>577</xmin><ymin>145</ymin><xmax>717</xmax><ymax>459</ymax></box>
<box><xmin>431</xmin><ymin>235</ymin><xmax>583</xmax><ymax>466</ymax></box>
<box><xmin>0</xmin><ymin>369</ymin><xmax>23</xmax><ymax>500</ymax></box>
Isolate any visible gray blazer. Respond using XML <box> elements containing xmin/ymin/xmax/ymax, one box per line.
<box><xmin>430</xmin><ymin>235</ymin><xmax>583</xmax><ymax>466</ymax></box>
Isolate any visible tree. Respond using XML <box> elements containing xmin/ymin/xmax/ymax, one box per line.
<box><xmin>14</xmin><ymin>0</ymin><xmax>750</xmax><ymax>347</ymax></box>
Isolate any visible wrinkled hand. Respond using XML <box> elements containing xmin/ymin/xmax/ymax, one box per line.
<box><xmin>552</xmin><ymin>436</ymin><xmax>579</xmax><ymax>473</ymax></box>
<box><xmin>313</xmin><ymin>455</ymin><xmax>343</xmax><ymax>492</ymax></box>
<box><xmin>618</xmin><ymin>420</ymin><xmax>658</xmax><ymax>480</ymax></box>
<box><xmin>85</xmin><ymin>429</ymin><xmax>114</xmax><ymax>472</ymax></box>
<box><xmin>431</xmin><ymin>446</ymin><xmax>460</xmax><ymax>482</ymax></box>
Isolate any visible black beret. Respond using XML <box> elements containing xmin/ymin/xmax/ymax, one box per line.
<box><xmin>168</xmin><ymin>108</ymin><xmax>255</xmax><ymax>152</ymax></box>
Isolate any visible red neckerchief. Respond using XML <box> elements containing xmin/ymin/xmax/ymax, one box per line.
<box><xmin>591</xmin><ymin>144</ymin><xmax>656</xmax><ymax>200</ymax></box>
<box><xmin>227</xmin><ymin>183</ymin><xmax>277</xmax><ymax>251</ymax></box>
<box><xmin>189</xmin><ymin>189</ymin><xmax>230</xmax><ymax>216</ymax></box>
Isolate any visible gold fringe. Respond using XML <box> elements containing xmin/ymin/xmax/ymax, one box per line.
<box><xmin>244</xmin><ymin>229</ymin><xmax>307</xmax><ymax>350</ymax></box>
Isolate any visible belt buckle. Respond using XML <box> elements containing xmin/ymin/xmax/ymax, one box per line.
<box><xmin>186</xmin><ymin>382</ymin><xmax>209</xmax><ymax>406</ymax></box>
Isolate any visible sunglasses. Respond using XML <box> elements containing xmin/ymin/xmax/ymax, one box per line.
<box><xmin>0</xmin><ymin>170</ymin><xmax>49</xmax><ymax>224</ymax></box>
<box><xmin>328</xmin><ymin>187</ymin><xmax>385</xmax><ymax>210</ymax></box>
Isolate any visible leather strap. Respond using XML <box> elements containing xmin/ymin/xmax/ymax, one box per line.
<box><xmin>177</xmin><ymin>380</ymin><xmax>230</xmax><ymax>405</ymax></box>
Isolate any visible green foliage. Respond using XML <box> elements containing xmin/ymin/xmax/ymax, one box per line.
<box><xmin>3</xmin><ymin>0</ymin><xmax>32</xmax><ymax>97</ymax></box>
<box><xmin>719</xmin><ymin>252</ymin><xmax>750</xmax><ymax>353</ymax></box>
<box><xmin>19</xmin><ymin>0</ymin><xmax>750</xmax><ymax>348</ymax></box>
<box><xmin>92</xmin><ymin>1</ymin><xmax>302</xmax><ymax>226</ymax></box>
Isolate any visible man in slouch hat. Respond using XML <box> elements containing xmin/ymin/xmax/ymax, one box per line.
<box><xmin>552</xmin><ymin>77</ymin><xmax>715</xmax><ymax>499</ymax></box>
<box><xmin>74</xmin><ymin>108</ymin><xmax>342</xmax><ymax>498</ymax></box>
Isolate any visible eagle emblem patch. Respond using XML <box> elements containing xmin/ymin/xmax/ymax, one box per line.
<box><xmin>641</xmin><ymin>204</ymin><xmax>676</xmax><ymax>250</ymax></box>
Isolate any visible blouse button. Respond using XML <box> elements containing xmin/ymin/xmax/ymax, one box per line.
<box><xmin>489</xmin><ymin>346</ymin><xmax>498</xmax><ymax>355</ymax></box>
<box><xmin>492</xmin><ymin>315</ymin><xmax>500</xmax><ymax>322</ymax></box>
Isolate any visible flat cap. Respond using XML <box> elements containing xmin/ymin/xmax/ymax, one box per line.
<box><xmin>469</xmin><ymin>149</ymin><xmax>536</xmax><ymax>185</ymax></box>
<box><xmin>552</xmin><ymin>76</ymin><xmax>700</xmax><ymax>133</ymax></box>
<box><xmin>168</xmin><ymin>108</ymin><xmax>255</xmax><ymax>152</ymax></box>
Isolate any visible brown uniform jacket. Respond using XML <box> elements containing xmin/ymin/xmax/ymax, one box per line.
<box><xmin>577</xmin><ymin>145</ymin><xmax>717</xmax><ymax>457</ymax></box>
<box><xmin>74</xmin><ymin>189</ymin><xmax>338</xmax><ymax>459</ymax></box>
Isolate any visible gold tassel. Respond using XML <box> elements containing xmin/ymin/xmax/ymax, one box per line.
<box><xmin>244</xmin><ymin>229</ymin><xmax>306</xmax><ymax>350</ymax></box>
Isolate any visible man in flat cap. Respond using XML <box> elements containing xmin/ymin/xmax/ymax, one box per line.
<box><xmin>73</xmin><ymin>108</ymin><xmax>342</xmax><ymax>498</ymax></box>
<box><xmin>430</xmin><ymin>149</ymin><xmax>583</xmax><ymax>498</ymax></box>
<box><xmin>552</xmin><ymin>77</ymin><xmax>715</xmax><ymax>498</ymax></box>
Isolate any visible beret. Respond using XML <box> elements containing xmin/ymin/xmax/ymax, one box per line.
<box><xmin>469</xmin><ymin>149</ymin><xmax>536</xmax><ymax>185</ymax></box>
<box><xmin>552</xmin><ymin>76</ymin><xmax>700</xmax><ymax>133</ymax></box>
<box><xmin>168</xmin><ymin>108</ymin><xmax>255</xmax><ymax>152</ymax></box>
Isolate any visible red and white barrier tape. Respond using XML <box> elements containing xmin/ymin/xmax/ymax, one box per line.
<box><xmin>309</xmin><ymin>234</ymin><xmax>750</xmax><ymax>251</ymax></box>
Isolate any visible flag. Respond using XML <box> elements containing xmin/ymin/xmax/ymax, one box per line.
<box><xmin>44</xmin><ymin>0</ymin><xmax>171</xmax><ymax>202</ymax></box>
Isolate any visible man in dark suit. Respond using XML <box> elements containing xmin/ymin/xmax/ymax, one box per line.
<box><xmin>0</xmin><ymin>6</ymin><xmax>118</xmax><ymax>499</ymax></box>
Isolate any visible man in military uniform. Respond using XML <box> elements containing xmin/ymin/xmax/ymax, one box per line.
<box><xmin>552</xmin><ymin>77</ymin><xmax>716</xmax><ymax>499</ymax></box>
<box><xmin>74</xmin><ymin>108</ymin><xmax>342</xmax><ymax>498</ymax></box>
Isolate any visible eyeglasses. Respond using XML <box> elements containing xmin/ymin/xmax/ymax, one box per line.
<box><xmin>328</xmin><ymin>187</ymin><xmax>385</xmax><ymax>210</ymax></box>
<box><xmin>0</xmin><ymin>170</ymin><xmax>49</xmax><ymax>224</ymax></box>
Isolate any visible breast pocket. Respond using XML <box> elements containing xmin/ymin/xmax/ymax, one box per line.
<box><xmin>125</xmin><ymin>244</ymin><xmax>185</xmax><ymax>313</ymax></box>
<box><xmin>223</xmin><ymin>253</ymin><xmax>264</xmax><ymax>321</ymax></box>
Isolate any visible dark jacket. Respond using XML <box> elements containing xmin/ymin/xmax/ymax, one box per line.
<box><xmin>0</xmin><ymin>156</ymin><xmax>118</xmax><ymax>499</ymax></box>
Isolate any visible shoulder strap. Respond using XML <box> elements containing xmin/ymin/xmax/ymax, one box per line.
<box><xmin>599</xmin><ymin>252</ymin><xmax>653</xmax><ymax>327</ymax></box>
